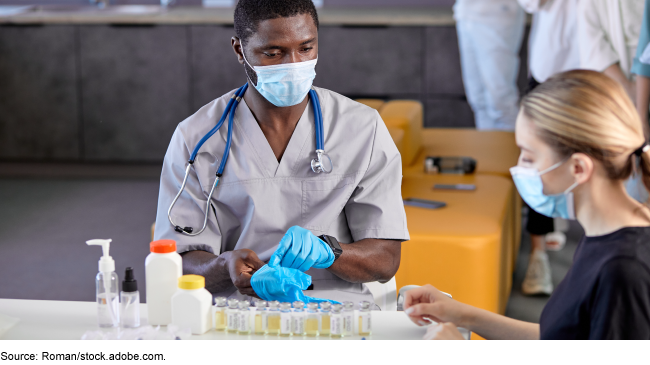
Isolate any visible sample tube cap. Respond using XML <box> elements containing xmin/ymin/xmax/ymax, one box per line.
<box><xmin>150</xmin><ymin>239</ymin><xmax>176</xmax><ymax>253</ymax></box>
<box><xmin>178</xmin><ymin>274</ymin><xmax>205</xmax><ymax>290</ymax></box>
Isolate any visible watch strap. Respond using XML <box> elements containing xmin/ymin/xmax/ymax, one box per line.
<box><xmin>319</xmin><ymin>235</ymin><xmax>343</xmax><ymax>262</ymax></box>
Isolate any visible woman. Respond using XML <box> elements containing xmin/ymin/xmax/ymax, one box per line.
<box><xmin>405</xmin><ymin>70</ymin><xmax>650</xmax><ymax>340</ymax></box>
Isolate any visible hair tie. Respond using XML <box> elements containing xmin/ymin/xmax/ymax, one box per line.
<box><xmin>634</xmin><ymin>143</ymin><xmax>650</xmax><ymax>157</ymax></box>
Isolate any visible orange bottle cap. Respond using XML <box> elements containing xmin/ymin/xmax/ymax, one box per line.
<box><xmin>150</xmin><ymin>239</ymin><xmax>176</xmax><ymax>253</ymax></box>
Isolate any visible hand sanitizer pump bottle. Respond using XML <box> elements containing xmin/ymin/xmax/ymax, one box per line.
<box><xmin>86</xmin><ymin>239</ymin><xmax>119</xmax><ymax>328</ymax></box>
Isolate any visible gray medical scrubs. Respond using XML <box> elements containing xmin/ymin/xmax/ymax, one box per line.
<box><xmin>154</xmin><ymin>86</ymin><xmax>409</xmax><ymax>304</ymax></box>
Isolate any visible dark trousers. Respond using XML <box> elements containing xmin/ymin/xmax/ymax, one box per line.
<box><xmin>523</xmin><ymin>76</ymin><xmax>555</xmax><ymax>236</ymax></box>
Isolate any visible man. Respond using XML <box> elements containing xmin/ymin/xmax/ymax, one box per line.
<box><xmin>154</xmin><ymin>0</ymin><xmax>409</xmax><ymax>304</ymax></box>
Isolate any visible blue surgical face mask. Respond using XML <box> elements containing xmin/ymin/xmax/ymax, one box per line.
<box><xmin>510</xmin><ymin>160</ymin><xmax>580</xmax><ymax>219</ymax></box>
<box><xmin>241</xmin><ymin>44</ymin><xmax>317</xmax><ymax>107</ymax></box>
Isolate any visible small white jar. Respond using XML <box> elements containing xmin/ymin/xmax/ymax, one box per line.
<box><xmin>171</xmin><ymin>275</ymin><xmax>212</xmax><ymax>335</ymax></box>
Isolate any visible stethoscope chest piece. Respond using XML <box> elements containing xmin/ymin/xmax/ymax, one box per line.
<box><xmin>311</xmin><ymin>149</ymin><xmax>333</xmax><ymax>174</ymax></box>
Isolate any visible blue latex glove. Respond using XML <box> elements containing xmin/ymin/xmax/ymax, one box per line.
<box><xmin>251</xmin><ymin>265</ymin><xmax>340</xmax><ymax>304</ymax></box>
<box><xmin>268</xmin><ymin>226</ymin><xmax>335</xmax><ymax>271</ymax></box>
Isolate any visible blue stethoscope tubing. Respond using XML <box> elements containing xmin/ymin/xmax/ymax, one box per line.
<box><xmin>168</xmin><ymin>83</ymin><xmax>331</xmax><ymax>236</ymax></box>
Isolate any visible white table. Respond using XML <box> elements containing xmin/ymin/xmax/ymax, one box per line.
<box><xmin>0</xmin><ymin>299</ymin><xmax>456</xmax><ymax>340</ymax></box>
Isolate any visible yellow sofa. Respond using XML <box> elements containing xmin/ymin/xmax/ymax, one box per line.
<box><xmin>358</xmin><ymin>98</ymin><xmax>522</xmax><ymax>318</ymax></box>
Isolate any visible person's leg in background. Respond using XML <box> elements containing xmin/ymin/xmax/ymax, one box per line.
<box><xmin>456</xmin><ymin>19</ymin><xmax>490</xmax><ymax>127</ymax></box>
<box><xmin>456</xmin><ymin>4</ymin><xmax>525</xmax><ymax>131</ymax></box>
<box><xmin>523</xmin><ymin>208</ymin><xmax>555</xmax><ymax>295</ymax></box>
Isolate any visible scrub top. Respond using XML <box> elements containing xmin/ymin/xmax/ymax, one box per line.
<box><xmin>154</xmin><ymin>86</ymin><xmax>410</xmax><ymax>304</ymax></box>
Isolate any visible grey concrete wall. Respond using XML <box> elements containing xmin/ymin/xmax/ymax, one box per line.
<box><xmin>0</xmin><ymin>23</ymin><xmax>529</xmax><ymax>162</ymax></box>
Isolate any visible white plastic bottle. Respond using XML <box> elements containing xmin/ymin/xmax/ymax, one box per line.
<box><xmin>145</xmin><ymin>239</ymin><xmax>182</xmax><ymax>325</ymax></box>
<box><xmin>86</xmin><ymin>239</ymin><xmax>119</xmax><ymax>328</ymax></box>
<box><xmin>171</xmin><ymin>275</ymin><xmax>212</xmax><ymax>335</ymax></box>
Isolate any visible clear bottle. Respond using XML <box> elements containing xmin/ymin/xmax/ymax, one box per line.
<box><xmin>319</xmin><ymin>302</ymin><xmax>331</xmax><ymax>336</ymax></box>
<box><xmin>342</xmin><ymin>301</ymin><xmax>355</xmax><ymax>337</ymax></box>
<box><xmin>237</xmin><ymin>301</ymin><xmax>251</xmax><ymax>335</ymax></box>
<box><xmin>330</xmin><ymin>304</ymin><xmax>343</xmax><ymax>338</ymax></box>
<box><xmin>279</xmin><ymin>302</ymin><xmax>292</xmax><ymax>337</ymax></box>
<box><xmin>120</xmin><ymin>267</ymin><xmax>140</xmax><ymax>328</ymax></box>
<box><xmin>86</xmin><ymin>239</ymin><xmax>119</xmax><ymax>328</ymax></box>
<box><xmin>305</xmin><ymin>302</ymin><xmax>320</xmax><ymax>337</ymax></box>
<box><xmin>292</xmin><ymin>301</ymin><xmax>306</xmax><ymax>336</ymax></box>
<box><xmin>265</xmin><ymin>301</ymin><xmax>281</xmax><ymax>335</ymax></box>
<box><xmin>358</xmin><ymin>301</ymin><xmax>372</xmax><ymax>336</ymax></box>
<box><xmin>254</xmin><ymin>300</ymin><xmax>267</xmax><ymax>335</ymax></box>
<box><xmin>212</xmin><ymin>297</ymin><xmax>227</xmax><ymax>331</ymax></box>
<box><xmin>226</xmin><ymin>298</ymin><xmax>239</xmax><ymax>332</ymax></box>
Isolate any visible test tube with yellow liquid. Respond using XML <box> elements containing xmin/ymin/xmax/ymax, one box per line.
<box><xmin>254</xmin><ymin>300</ymin><xmax>267</xmax><ymax>335</ymax></box>
<box><xmin>212</xmin><ymin>297</ymin><xmax>227</xmax><ymax>331</ymax></box>
<box><xmin>319</xmin><ymin>302</ymin><xmax>331</xmax><ymax>336</ymax></box>
<box><xmin>264</xmin><ymin>301</ymin><xmax>281</xmax><ymax>335</ymax></box>
<box><xmin>305</xmin><ymin>303</ymin><xmax>320</xmax><ymax>337</ymax></box>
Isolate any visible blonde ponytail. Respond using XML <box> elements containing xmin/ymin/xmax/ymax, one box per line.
<box><xmin>521</xmin><ymin>70</ymin><xmax>648</xmax><ymax>192</ymax></box>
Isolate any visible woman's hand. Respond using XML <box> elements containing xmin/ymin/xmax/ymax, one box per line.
<box><xmin>403</xmin><ymin>284</ymin><xmax>469</xmax><ymax>328</ymax></box>
<box><xmin>423</xmin><ymin>323</ymin><xmax>466</xmax><ymax>340</ymax></box>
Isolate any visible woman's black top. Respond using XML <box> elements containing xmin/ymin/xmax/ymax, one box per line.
<box><xmin>540</xmin><ymin>226</ymin><xmax>650</xmax><ymax>339</ymax></box>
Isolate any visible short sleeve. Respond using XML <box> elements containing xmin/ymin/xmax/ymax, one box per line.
<box><xmin>578</xmin><ymin>1</ymin><xmax>620</xmax><ymax>72</ymax></box>
<box><xmin>153</xmin><ymin>127</ymin><xmax>223</xmax><ymax>255</ymax></box>
<box><xmin>632</xmin><ymin>2</ymin><xmax>650</xmax><ymax>77</ymax></box>
<box><xmin>589</xmin><ymin>258</ymin><xmax>650</xmax><ymax>340</ymax></box>
<box><xmin>343</xmin><ymin>112</ymin><xmax>410</xmax><ymax>242</ymax></box>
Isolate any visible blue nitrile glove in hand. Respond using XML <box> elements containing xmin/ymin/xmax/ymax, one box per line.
<box><xmin>250</xmin><ymin>265</ymin><xmax>341</xmax><ymax>304</ymax></box>
<box><xmin>268</xmin><ymin>226</ymin><xmax>335</xmax><ymax>272</ymax></box>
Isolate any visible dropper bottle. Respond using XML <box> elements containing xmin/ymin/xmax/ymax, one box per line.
<box><xmin>120</xmin><ymin>267</ymin><xmax>140</xmax><ymax>328</ymax></box>
<box><xmin>86</xmin><ymin>239</ymin><xmax>119</xmax><ymax>328</ymax></box>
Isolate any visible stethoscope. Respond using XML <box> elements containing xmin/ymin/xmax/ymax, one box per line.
<box><xmin>168</xmin><ymin>83</ymin><xmax>332</xmax><ymax>236</ymax></box>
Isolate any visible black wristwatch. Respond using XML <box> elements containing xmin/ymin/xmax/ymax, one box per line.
<box><xmin>319</xmin><ymin>235</ymin><xmax>343</xmax><ymax>262</ymax></box>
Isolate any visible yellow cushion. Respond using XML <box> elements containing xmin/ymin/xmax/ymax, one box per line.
<box><xmin>387</xmin><ymin>127</ymin><xmax>405</xmax><ymax>157</ymax></box>
<box><xmin>380</xmin><ymin>100</ymin><xmax>423</xmax><ymax>167</ymax></box>
<box><xmin>398</xmin><ymin>173</ymin><xmax>515</xmax><ymax>314</ymax></box>
<box><xmin>407</xmin><ymin>128</ymin><xmax>519</xmax><ymax>177</ymax></box>
<box><xmin>355</xmin><ymin>99</ymin><xmax>386</xmax><ymax>112</ymax></box>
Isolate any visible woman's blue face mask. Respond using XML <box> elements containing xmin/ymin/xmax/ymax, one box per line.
<box><xmin>510</xmin><ymin>160</ymin><xmax>580</xmax><ymax>219</ymax></box>
<box><xmin>241</xmin><ymin>44</ymin><xmax>317</xmax><ymax>107</ymax></box>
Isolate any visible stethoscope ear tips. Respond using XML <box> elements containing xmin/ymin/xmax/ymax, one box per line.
<box><xmin>174</xmin><ymin>226</ymin><xmax>194</xmax><ymax>234</ymax></box>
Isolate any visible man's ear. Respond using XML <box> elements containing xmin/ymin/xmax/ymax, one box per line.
<box><xmin>232</xmin><ymin>37</ymin><xmax>244</xmax><ymax>65</ymax></box>
<box><xmin>571</xmin><ymin>153</ymin><xmax>594</xmax><ymax>184</ymax></box>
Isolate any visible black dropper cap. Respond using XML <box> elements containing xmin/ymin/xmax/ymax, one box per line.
<box><xmin>122</xmin><ymin>267</ymin><xmax>138</xmax><ymax>292</ymax></box>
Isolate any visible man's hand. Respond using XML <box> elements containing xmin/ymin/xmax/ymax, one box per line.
<box><xmin>226</xmin><ymin>249</ymin><xmax>265</xmax><ymax>297</ymax></box>
<box><xmin>269</xmin><ymin>226</ymin><xmax>335</xmax><ymax>272</ymax></box>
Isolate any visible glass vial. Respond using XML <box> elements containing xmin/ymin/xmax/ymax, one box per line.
<box><xmin>226</xmin><ymin>298</ymin><xmax>239</xmax><ymax>332</ymax></box>
<box><xmin>254</xmin><ymin>300</ymin><xmax>267</xmax><ymax>335</ymax></box>
<box><xmin>342</xmin><ymin>301</ymin><xmax>355</xmax><ymax>337</ymax></box>
<box><xmin>213</xmin><ymin>297</ymin><xmax>227</xmax><ymax>331</ymax></box>
<box><xmin>330</xmin><ymin>304</ymin><xmax>343</xmax><ymax>338</ymax></box>
<box><xmin>279</xmin><ymin>302</ymin><xmax>292</xmax><ymax>337</ymax></box>
<box><xmin>305</xmin><ymin>302</ymin><xmax>320</xmax><ymax>337</ymax></box>
<box><xmin>265</xmin><ymin>301</ymin><xmax>281</xmax><ymax>335</ymax></box>
<box><xmin>292</xmin><ymin>301</ymin><xmax>306</xmax><ymax>336</ymax></box>
<box><xmin>319</xmin><ymin>302</ymin><xmax>331</xmax><ymax>336</ymax></box>
<box><xmin>237</xmin><ymin>300</ymin><xmax>251</xmax><ymax>335</ymax></box>
<box><xmin>358</xmin><ymin>301</ymin><xmax>372</xmax><ymax>336</ymax></box>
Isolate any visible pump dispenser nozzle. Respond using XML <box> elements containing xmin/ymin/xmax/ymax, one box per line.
<box><xmin>122</xmin><ymin>267</ymin><xmax>138</xmax><ymax>292</ymax></box>
<box><xmin>86</xmin><ymin>239</ymin><xmax>115</xmax><ymax>273</ymax></box>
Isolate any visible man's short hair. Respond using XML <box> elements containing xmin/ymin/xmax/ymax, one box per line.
<box><xmin>234</xmin><ymin>0</ymin><xmax>319</xmax><ymax>45</ymax></box>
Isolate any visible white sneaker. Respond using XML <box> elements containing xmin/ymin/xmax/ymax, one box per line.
<box><xmin>522</xmin><ymin>249</ymin><xmax>553</xmax><ymax>296</ymax></box>
<box><xmin>545</xmin><ymin>231</ymin><xmax>566</xmax><ymax>251</ymax></box>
